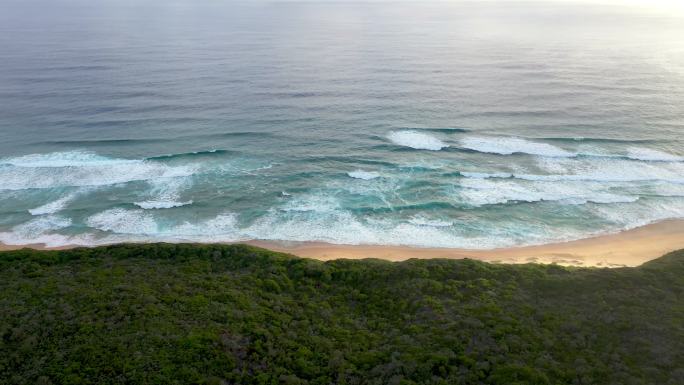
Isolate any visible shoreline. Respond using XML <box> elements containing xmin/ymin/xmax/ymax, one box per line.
<box><xmin>2</xmin><ymin>219</ymin><xmax>684</xmax><ymax>267</ymax></box>
<box><xmin>251</xmin><ymin>219</ymin><xmax>684</xmax><ymax>267</ymax></box>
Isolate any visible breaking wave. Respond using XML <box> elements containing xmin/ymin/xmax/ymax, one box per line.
<box><xmin>459</xmin><ymin>136</ymin><xmax>682</xmax><ymax>161</ymax></box>
<box><xmin>457</xmin><ymin>178</ymin><xmax>640</xmax><ymax>206</ymax></box>
<box><xmin>0</xmin><ymin>151</ymin><xmax>197</xmax><ymax>191</ymax></box>
<box><xmin>146</xmin><ymin>149</ymin><xmax>232</xmax><ymax>161</ymax></box>
<box><xmin>387</xmin><ymin>131</ymin><xmax>448</xmax><ymax>151</ymax></box>
<box><xmin>29</xmin><ymin>193</ymin><xmax>78</xmax><ymax>215</ymax></box>
<box><xmin>347</xmin><ymin>170</ymin><xmax>380</xmax><ymax>180</ymax></box>
<box><xmin>133</xmin><ymin>177</ymin><xmax>194</xmax><ymax>210</ymax></box>
<box><xmin>461</xmin><ymin>157</ymin><xmax>684</xmax><ymax>184</ymax></box>
<box><xmin>460</xmin><ymin>136</ymin><xmax>574</xmax><ymax>157</ymax></box>
<box><xmin>2</xmin><ymin>145</ymin><xmax>684</xmax><ymax>250</ymax></box>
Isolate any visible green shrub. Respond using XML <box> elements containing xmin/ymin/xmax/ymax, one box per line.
<box><xmin>1</xmin><ymin>244</ymin><xmax>682</xmax><ymax>384</ymax></box>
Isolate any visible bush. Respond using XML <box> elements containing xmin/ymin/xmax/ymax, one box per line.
<box><xmin>1</xmin><ymin>244</ymin><xmax>683</xmax><ymax>384</ymax></box>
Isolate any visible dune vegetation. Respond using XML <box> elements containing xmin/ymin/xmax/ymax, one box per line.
<box><xmin>1</xmin><ymin>244</ymin><xmax>683</xmax><ymax>385</ymax></box>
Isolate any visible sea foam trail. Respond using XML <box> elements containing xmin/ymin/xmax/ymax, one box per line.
<box><xmin>347</xmin><ymin>170</ymin><xmax>380</xmax><ymax>180</ymax></box>
<box><xmin>463</xmin><ymin>172</ymin><xmax>684</xmax><ymax>184</ymax></box>
<box><xmin>458</xmin><ymin>178</ymin><xmax>639</xmax><ymax>206</ymax></box>
<box><xmin>87</xmin><ymin>208</ymin><xmax>158</xmax><ymax>235</ymax></box>
<box><xmin>461</xmin><ymin>136</ymin><xmax>574</xmax><ymax>157</ymax></box>
<box><xmin>0</xmin><ymin>151</ymin><xmax>197</xmax><ymax>191</ymax></box>
<box><xmin>460</xmin><ymin>136</ymin><xmax>683</xmax><ymax>161</ymax></box>
<box><xmin>3</xmin><ymin>146</ymin><xmax>684</xmax><ymax>250</ymax></box>
<box><xmin>408</xmin><ymin>216</ymin><xmax>453</xmax><ymax>227</ymax></box>
<box><xmin>27</xmin><ymin>187</ymin><xmax>95</xmax><ymax>215</ymax></box>
<box><xmin>134</xmin><ymin>200</ymin><xmax>193</xmax><ymax>209</ymax></box>
<box><xmin>29</xmin><ymin>194</ymin><xmax>77</xmax><ymax>215</ymax></box>
<box><xmin>86</xmin><ymin>208</ymin><xmax>242</xmax><ymax>239</ymax></box>
<box><xmin>0</xmin><ymin>151</ymin><xmax>137</xmax><ymax>168</ymax></box>
<box><xmin>134</xmin><ymin>177</ymin><xmax>194</xmax><ymax>210</ymax></box>
<box><xmin>146</xmin><ymin>149</ymin><xmax>231</xmax><ymax>161</ymax></box>
<box><xmin>461</xmin><ymin>157</ymin><xmax>684</xmax><ymax>183</ymax></box>
<box><xmin>0</xmin><ymin>215</ymin><xmax>77</xmax><ymax>247</ymax></box>
<box><xmin>535</xmin><ymin>157</ymin><xmax>684</xmax><ymax>183</ymax></box>
<box><xmin>626</xmin><ymin>147</ymin><xmax>684</xmax><ymax>162</ymax></box>
<box><xmin>241</xmin><ymin>193</ymin><xmax>594</xmax><ymax>249</ymax></box>
<box><xmin>6</xmin><ymin>193</ymin><xmax>684</xmax><ymax>251</ymax></box>
<box><xmin>387</xmin><ymin>131</ymin><xmax>448</xmax><ymax>151</ymax></box>
<box><xmin>13</xmin><ymin>215</ymin><xmax>72</xmax><ymax>234</ymax></box>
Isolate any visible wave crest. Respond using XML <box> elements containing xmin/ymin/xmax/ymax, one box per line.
<box><xmin>626</xmin><ymin>147</ymin><xmax>683</xmax><ymax>162</ymax></box>
<box><xmin>458</xmin><ymin>178</ymin><xmax>639</xmax><ymax>206</ymax></box>
<box><xmin>0</xmin><ymin>151</ymin><xmax>197</xmax><ymax>191</ymax></box>
<box><xmin>133</xmin><ymin>200</ymin><xmax>193</xmax><ymax>209</ymax></box>
<box><xmin>347</xmin><ymin>170</ymin><xmax>380</xmax><ymax>180</ymax></box>
<box><xmin>460</xmin><ymin>136</ymin><xmax>574</xmax><ymax>157</ymax></box>
<box><xmin>387</xmin><ymin>131</ymin><xmax>448</xmax><ymax>151</ymax></box>
<box><xmin>460</xmin><ymin>136</ymin><xmax>683</xmax><ymax>162</ymax></box>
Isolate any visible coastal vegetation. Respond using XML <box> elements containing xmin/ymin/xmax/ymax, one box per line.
<box><xmin>1</xmin><ymin>244</ymin><xmax>683</xmax><ymax>384</ymax></box>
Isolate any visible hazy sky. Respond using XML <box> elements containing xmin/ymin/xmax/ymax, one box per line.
<box><xmin>299</xmin><ymin>0</ymin><xmax>684</xmax><ymax>11</ymax></box>
<box><xmin>525</xmin><ymin>0</ymin><xmax>684</xmax><ymax>13</ymax></box>
<box><xmin>256</xmin><ymin>0</ymin><xmax>684</xmax><ymax>13</ymax></box>
<box><xmin>532</xmin><ymin>0</ymin><xmax>683</xmax><ymax>8</ymax></box>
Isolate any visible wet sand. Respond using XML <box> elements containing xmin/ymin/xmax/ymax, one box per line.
<box><xmin>2</xmin><ymin>219</ymin><xmax>684</xmax><ymax>267</ymax></box>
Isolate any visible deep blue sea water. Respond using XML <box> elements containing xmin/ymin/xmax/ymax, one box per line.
<box><xmin>1</xmin><ymin>0</ymin><xmax>684</xmax><ymax>248</ymax></box>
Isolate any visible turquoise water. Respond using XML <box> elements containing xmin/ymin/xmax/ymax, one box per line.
<box><xmin>1</xmin><ymin>1</ymin><xmax>684</xmax><ymax>248</ymax></box>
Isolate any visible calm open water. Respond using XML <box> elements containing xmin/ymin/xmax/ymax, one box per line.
<box><xmin>1</xmin><ymin>0</ymin><xmax>684</xmax><ymax>248</ymax></box>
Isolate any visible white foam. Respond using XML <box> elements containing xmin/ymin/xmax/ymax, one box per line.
<box><xmin>459</xmin><ymin>157</ymin><xmax>684</xmax><ymax>184</ymax></box>
<box><xmin>461</xmin><ymin>136</ymin><xmax>574</xmax><ymax>157</ymax></box>
<box><xmin>76</xmin><ymin>191</ymin><xmax>667</xmax><ymax>250</ymax></box>
<box><xmin>593</xmin><ymin>197</ymin><xmax>684</xmax><ymax>230</ymax></box>
<box><xmin>387</xmin><ymin>131</ymin><xmax>448</xmax><ymax>151</ymax></box>
<box><xmin>14</xmin><ymin>215</ymin><xmax>72</xmax><ymax>234</ymax></box>
<box><xmin>8</xmin><ymin>194</ymin><xmax>684</xmax><ymax>251</ymax></box>
<box><xmin>29</xmin><ymin>194</ymin><xmax>76</xmax><ymax>215</ymax></box>
<box><xmin>0</xmin><ymin>151</ymin><xmax>197</xmax><ymax>191</ymax></box>
<box><xmin>458</xmin><ymin>137</ymin><xmax>682</xmax><ymax>162</ymax></box>
<box><xmin>460</xmin><ymin>171</ymin><xmax>513</xmax><ymax>179</ymax></box>
<box><xmin>0</xmin><ymin>232</ymin><xmax>77</xmax><ymax>248</ymax></box>
<box><xmin>245</xmin><ymin>209</ymin><xmax>375</xmax><ymax>245</ymax></box>
<box><xmin>457</xmin><ymin>178</ymin><xmax>638</xmax><ymax>206</ymax></box>
<box><xmin>85</xmin><ymin>208</ymin><xmax>243</xmax><ymax>240</ymax></box>
<box><xmin>134</xmin><ymin>177</ymin><xmax>193</xmax><ymax>210</ymax></box>
<box><xmin>134</xmin><ymin>200</ymin><xmax>193</xmax><ymax>209</ymax></box>
<box><xmin>626</xmin><ymin>147</ymin><xmax>683</xmax><ymax>162</ymax></box>
<box><xmin>280</xmin><ymin>194</ymin><xmax>340</xmax><ymax>212</ymax></box>
<box><xmin>533</xmin><ymin>157</ymin><xmax>684</xmax><ymax>183</ymax></box>
<box><xmin>347</xmin><ymin>170</ymin><xmax>380</xmax><ymax>180</ymax></box>
<box><xmin>87</xmin><ymin>208</ymin><xmax>158</xmax><ymax>235</ymax></box>
<box><xmin>173</xmin><ymin>214</ymin><xmax>241</xmax><ymax>238</ymax></box>
<box><xmin>397</xmin><ymin>158</ymin><xmax>450</xmax><ymax>170</ymax></box>
<box><xmin>326</xmin><ymin>177</ymin><xmax>401</xmax><ymax>210</ymax></box>
<box><xmin>0</xmin><ymin>150</ymin><xmax>137</xmax><ymax>168</ymax></box>
<box><xmin>646</xmin><ymin>182</ymin><xmax>684</xmax><ymax>197</ymax></box>
<box><xmin>0</xmin><ymin>215</ymin><xmax>77</xmax><ymax>247</ymax></box>
<box><xmin>549</xmin><ymin>144</ymin><xmax>683</xmax><ymax>163</ymax></box>
<box><xmin>408</xmin><ymin>216</ymin><xmax>453</xmax><ymax>227</ymax></box>
<box><xmin>241</xmin><ymin>194</ymin><xmax>503</xmax><ymax>248</ymax></box>
<box><xmin>244</xmin><ymin>205</ymin><xmax>548</xmax><ymax>249</ymax></box>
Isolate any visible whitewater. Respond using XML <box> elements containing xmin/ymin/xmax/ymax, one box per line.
<box><xmin>1</xmin><ymin>1</ymin><xmax>684</xmax><ymax>249</ymax></box>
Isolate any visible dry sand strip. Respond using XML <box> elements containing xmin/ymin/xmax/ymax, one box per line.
<box><xmin>2</xmin><ymin>219</ymin><xmax>684</xmax><ymax>268</ymax></box>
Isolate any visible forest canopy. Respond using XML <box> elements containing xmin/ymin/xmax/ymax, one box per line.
<box><xmin>1</xmin><ymin>244</ymin><xmax>683</xmax><ymax>385</ymax></box>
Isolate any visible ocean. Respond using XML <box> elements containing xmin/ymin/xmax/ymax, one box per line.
<box><xmin>1</xmin><ymin>0</ymin><xmax>684</xmax><ymax>249</ymax></box>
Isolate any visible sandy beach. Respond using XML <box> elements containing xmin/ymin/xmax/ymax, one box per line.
<box><xmin>250</xmin><ymin>219</ymin><xmax>684</xmax><ymax>267</ymax></box>
<box><xmin>1</xmin><ymin>219</ymin><xmax>682</xmax><ymax>267</ymax></box>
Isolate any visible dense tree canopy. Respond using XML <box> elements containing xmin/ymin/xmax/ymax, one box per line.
<box><xmin>1</xmin><ymin>244</ymin><xmax>683</xmax><ymax>384</ymax></box>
